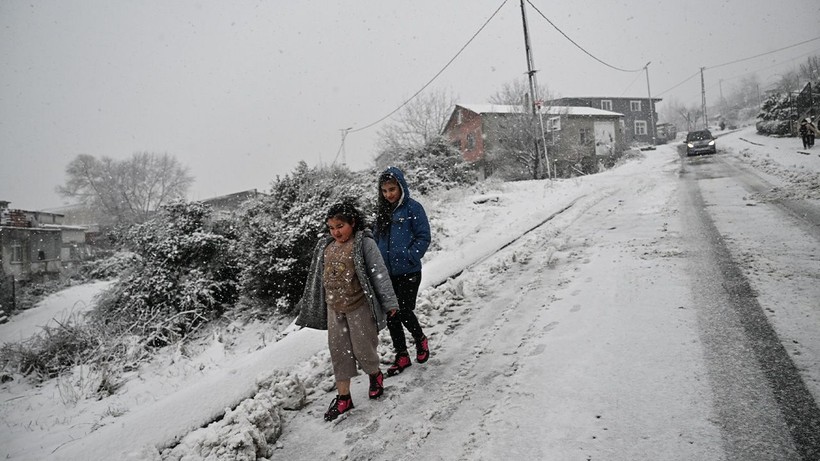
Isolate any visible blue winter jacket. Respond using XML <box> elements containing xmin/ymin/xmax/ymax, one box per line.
<box><xmin>375</xmin><ymin>167</ymin><xmax>431</xmax><ymax>276</ymax></box>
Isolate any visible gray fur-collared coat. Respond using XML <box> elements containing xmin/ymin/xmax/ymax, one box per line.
<box><xmin>295</xmin><ymin>229</ymin><xmax>398</xmax><ymax>331</ymax></box>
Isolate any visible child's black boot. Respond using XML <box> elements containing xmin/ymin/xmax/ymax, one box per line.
<box><xmin>386</xmin><ymin>352</ymin><xmax>412</xmax><ymax>376</ymax></box>
<box><xmin>324</xmin><ymin>394</ymin><xmax>354</xmax><ymax>421</ymax></box>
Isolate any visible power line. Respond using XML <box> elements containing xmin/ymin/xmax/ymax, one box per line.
<box><xmin>525</xmin><ymin>0</ymin><xmax>644</xmax><ymax>73</ymax></box>
<box><xmin>657</xmin><ymin>38</ymin><xmax>820</xmax><ymax>98</ymax></box>
<box><xmin>656</xmin><ymin>70</ymin><xmax>701</xmax><ymax>97</ymax></box>
<box><xmin>619</xmin><ymin>71</ymin><xmax>645</xmax><ymax>96</ymax></box>
<box><xmin>713</xmin><ymin>47</ymin><xmax>820</xmax><ymax>84</ymax></box>
<box><xmin>705</xmin><ymin>35</ymin><xmax>820</xmax><ymax>71</ymax></box>
<box><xmin>346</xmin><ymin>0</ymin><xmax>509</xmax><ymax>135</ymax></box>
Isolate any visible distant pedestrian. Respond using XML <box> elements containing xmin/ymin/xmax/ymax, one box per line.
<box><xmin>375</xmin><ymin>167</ymin><xmax>432</xmax><ymax>376</ymax></box>
<box><xmin>807</xmin><ymin>118</ymin><xmax>817</xmax><ymax>148</ymax></box>
<box><xmin>295</xmin><ymin>200</ymin><xmax>398</xmax><ymax>421</ymax></box>
<box><xmin>799</xmin><ymin>119</ymin><xmax>810</xmax><ymax>149</ymax></box>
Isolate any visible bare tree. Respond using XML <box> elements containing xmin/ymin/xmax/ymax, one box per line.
<box><xmin>660</xmin><ymin>97</ymin><xmax>704</xmax><ymax>132</ymax></box>
<box><xmin>488</xmin><ymin>78</ymin><xmax>549</xmax><ymax>106</ymax></box>
<box><xmin>773</xmin><ymin>71</ymin><xmax>801</xmax><ymax>94</ymax></box>
<box><xmin>486</xmin><ymin>78</ymin><xmax>553</xmax><ymax>180</ymax></box>
<box><xmin>375</xmin><ymin>88</ymin><xmax>459</xmax><ymax>161</ymax></box>
<box><xmin>57</xmin><ymin>152</ymin><xmax>193</xmax><ymax>225</ymax></box>
<box><xmin>798</xmin><ymin>55</ymin><xmax>820</xmax><ymax>83</ymax></box>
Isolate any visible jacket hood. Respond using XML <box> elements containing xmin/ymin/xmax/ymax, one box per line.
<box><xmin>380</xmin><ymin>166</ymin><xmax>411</xmax><ymax>206</ymax></box>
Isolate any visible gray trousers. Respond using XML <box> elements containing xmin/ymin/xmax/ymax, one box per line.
<box><xmin>327</xmin><ymin>303</ymin><xmax>380</xmax><ymax>381</ymax></box>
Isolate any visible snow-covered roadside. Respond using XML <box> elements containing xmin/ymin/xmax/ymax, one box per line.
<box><xmin>717</xmin><ymin>127</ymin><xmax>820</xmax><ymax>201</ymax></box>
<box><xmin>1</xmin><ymin>160</ymin><xmax>617</xmax><ymax>460</ymax></box>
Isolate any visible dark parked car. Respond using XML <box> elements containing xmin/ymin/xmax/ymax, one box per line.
<box><xmin>685</xmin><ymin>130</ymin><xmax>716</xmax><ymax>156</ymax></box>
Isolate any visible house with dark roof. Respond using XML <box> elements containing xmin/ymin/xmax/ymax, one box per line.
<box><xmin>442</xmin><ymin>103</ymin><xmax>625</xmax><ymax>177</ymax></box>
<box><xmin>548</xmin><ymin>96</ymin><xmax>661</xmax><ymax>145</ymax></box>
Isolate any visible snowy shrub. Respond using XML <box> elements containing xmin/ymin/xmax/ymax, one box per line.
<box><xmin>235</xmin><ymin>162</ymin><xmax>371</xmax><ymax>316</ymax></box>
<box><xmin>756</xmin><ymin>92</ymin><xmax>797</xmax><ymax>132</ymax></box>
<box><xmin>0</xmin><ymin>321</ymin><xmax>103</xmax><ymax>380</ymax></box>
<box><xmin>57</xmin><ymin>363</ymin><xmax>121</xmax><ymax>406</ymax></box>
<box><xmin>382</xmin><ymin>135</ymin><xmax>478</xmax><ymax>194</ymax></box>
<box><xmin>755</xmin><ymin>120</ymin><xmax>792</xmax><ymax>136</ymax></box>
<box><xmin>93</xmin><ymin>201</ymin><xmax>240</xmax><ymax>347</ymax></box>
<box><xmin>79</xmin><ymin>251</ymin><xmax>140</xmax><ymax>280</ymax></box>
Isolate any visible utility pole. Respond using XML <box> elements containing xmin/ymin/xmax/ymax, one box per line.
<box><xmin>519</xmin><ymin>0</ymin><xmax>546</xmax><ymax>179</ymax></box>
<box><xmin>333</xmin><ymin>127</ymin><xmax>352</xmax><ymax>166</ymax></box>
<box><xmin>700</xmin><ymin>67</ymin><xmax>708</xmax><ymax>129</ymax></box>
<box><xmin>644</xmin><ymin>61</ymin><xmax>656</xmax><ymax>145</ymax></box>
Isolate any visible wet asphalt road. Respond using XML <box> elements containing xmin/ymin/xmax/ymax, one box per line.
<box><xmin>678</xmin><ymin>150</ymin><xmax>820</xmax><ymax>461</ymax></box>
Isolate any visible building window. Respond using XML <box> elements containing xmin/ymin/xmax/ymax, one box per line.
<box><xmin>579</xmin><ymin>128</ymin><xmax>591</xmax><ymax>144</ymax></box>
<box><xmin>456</xmin><ymin>110</ymin><xmax>463</xmax><ymax>125</ymax></box>
<box><xmin>601</xmin><ymin>100</ymin><xmax>612</xmax><ymax>111</ymax></box>
<box><xmin>548</xmin><ymin>117</ymin><xmax>561</xmax><ymax>131</ymax></box>
<box><xmin>635</xmin><ymin>120</ymin><xmax>648</xmax><ymax>135</ymax></box>
<box><xmin>466</xmin><ymin>133</ymin><xmax>476</xmax><ymax>150</ymax></box>
<box><xmin>630</xmin><ymin>100</ymin><xmax>642</xmax><ymax>111</ymax></box>
<box><xmin>11</xmin><ymin>244</ymin><xmax>23</xmax><ymax>262</ymax></box>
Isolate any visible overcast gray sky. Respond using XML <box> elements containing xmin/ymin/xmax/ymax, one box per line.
<box><xmin>2</xmin><ymin>0</ymin><xmax>819</xmax><ymax>210</ymax></box>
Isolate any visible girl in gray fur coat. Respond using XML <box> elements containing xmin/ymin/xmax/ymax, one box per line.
<box><xmin>295</xmin><ymin>201</ymin><xmax>398</xmax><ymax>421</ymax></box>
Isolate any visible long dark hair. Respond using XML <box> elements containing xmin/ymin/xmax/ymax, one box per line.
<box><xmin>325</xmin><ymin>200</ymin><xmax>367</xmax><ymax>233</ymax></box>
<box><xmin>376</xmin><ymin>172</ymin><xmax>399</xmax><ymax>235</ymax></box>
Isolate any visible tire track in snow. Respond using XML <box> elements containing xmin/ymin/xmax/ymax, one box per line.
<box><xmin>681</xmin><ymin>158</ymin><xmax>820</xmax><ymax>460</ymax></box>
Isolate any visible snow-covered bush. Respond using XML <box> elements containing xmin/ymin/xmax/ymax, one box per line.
<box><xmin>0</xmin><ymin>320</ymin><xmax>103</xmax><ymax>380</ymax></box>
<box><xmin>79</xmin><ymin>251</ymin><xmax>140</xmax><ymax>280</ymax></box>
<box><xmin>236</xmin><ymin>162</ymin><xmax>372</xmax><ymax>316</ymax></box>
<box><xmin>755</xmin><ymin>92</ymin><xmax>799</xmax><ymax>136</ymax></box>
<box><xmin>755</xmin><ymin>120</ymin><xmax>792</xmax><ymax>136</ymax></box>
<box><xmin>384</xmin><ymin>135</ymin><xmax>478</xmax><ymax>194</ymax></box>
<box><xmin>758</xmin><ymin>92</ymin><xmax>796</xmax><ymax>122</ymax></box>
<box><xmin>92</xmin><ymin>201</ymin><xmax>240</xmax><ymax>347</ymax></box>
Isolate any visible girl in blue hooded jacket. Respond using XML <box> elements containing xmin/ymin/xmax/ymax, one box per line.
<box><xmin>375</xmin><ymin>167</ymin><xmax>432</xmax><ymax>376</ymax></box>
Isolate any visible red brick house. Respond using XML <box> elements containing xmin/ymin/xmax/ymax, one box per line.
<box><xmin>442</xmin><ymin>104</ymin><xmax>625</xmax><ymax>177</ymax></box>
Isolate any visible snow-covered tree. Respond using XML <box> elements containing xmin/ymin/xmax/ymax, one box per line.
<box><xmin>93</xmin><ymin>201</ymin><xmax>239</xmax><ymax>347</ymax></box>
<box><xmin>57</xmin><ymin>152</ymin><xmax>193</xmax><ymax>226</ymax></box>
<box><xmin>236</xmin><ymin>163</ymin><xmax>372</xmax><ymax>316</ymax></box>
<box><xmin>382</xmin><ymin>135</ymin><xmax>477</xmax><ymax>194</ymax></box>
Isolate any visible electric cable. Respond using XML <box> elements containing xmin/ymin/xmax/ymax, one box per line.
<box><xmin>525</xmin><ymin>0</ymin><xmax>644</xmax><ymax>73</ymax></box>
<box><xmin>346</xmin><ymin>0</ymin><xmax>509</xmax><ymax>136</ymax></box>
<box><xmin>656</xmin><ymin>70</ymin><xmax>701</xmax><ymax>97</ymax></box>
<box><xmin>658</xmin><ymin>39</ymin><xmax>820</xmax><ymax>98</ymax></box>
<box><xmin>705</xmin><ymin>35</ymin><xmax>820</xmax><ymax>71</ymax></box>
<box><xmin>619</xmin><ymin>71</ymin><xmax>645</xmax><ymax>96</ymax></box>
